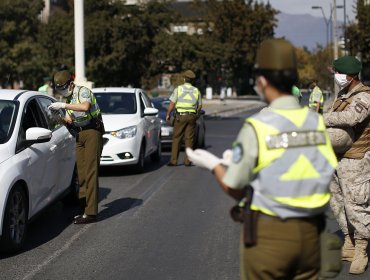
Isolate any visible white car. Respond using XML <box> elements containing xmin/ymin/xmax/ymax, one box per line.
<box><xmin>93</xmin><ymin>88</ymin><xmax>162</xmax><ymax>172</ymax></box>
<box><xmin>0</xmin><ymin>90</ymin><xmax>77</xmax><ymax>253</ymax></box>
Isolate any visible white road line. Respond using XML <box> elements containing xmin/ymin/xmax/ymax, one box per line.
<box><xmin>22</xmin><ymin>225</ymin><xmax>91</xmax><ymax>280</ymax></box>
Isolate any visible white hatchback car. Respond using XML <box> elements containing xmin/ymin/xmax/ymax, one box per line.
<box><xmin>0</xmin><ymin>90</ymin><xmax>77</xmax><ymax>253</ymax></box>
<box><xmin>93</xmin><ymin>88</ymin><xmax>162</xmax><ymax>172</ymax></box>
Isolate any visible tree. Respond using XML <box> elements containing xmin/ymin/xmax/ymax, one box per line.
<box><xmin>0</xmin><ymin>0</ymin><xmax>46</xmax><ymax>89</ymax></box>
<box><xmin>196</xmin><ymin>0</ymin><xmax>277</xmax><ymax>94</ymax></box>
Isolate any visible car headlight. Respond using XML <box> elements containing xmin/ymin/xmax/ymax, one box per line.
<box><xmin>111</xmin><ymin>125</ymin><xmax>137</xmax><ymax>139</ymax></box>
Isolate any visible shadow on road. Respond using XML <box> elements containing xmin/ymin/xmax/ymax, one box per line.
<box><xmin>98</xmin><ymin>197</ymin><xmax>143</xmax><ymax>221</ymax></box>
<box><xmin>99</xmin><ymin>155</ymin><xmax>171</xmax><ymax>177</ymax></box>
<box><xmin>0</xmin><ymin>187</ymin><xmax>112</xmax><ymax>259</ymax></box>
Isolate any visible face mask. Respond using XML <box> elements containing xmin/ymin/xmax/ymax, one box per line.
<box><xmin>254</xmin><ymin>85</ymin><xmax>266</xmax><ymax>102</ymax></box>
<box><xmin>334</xmin><ymin>74</ymin><xmax>352</xmax><ymax>88</ymax></box>
<box><xmin>254</xmin><ymin>76</ymin><xmax>267</xmax><ymax>102</ymax></box>
<box><xmin>58</xmin><ymin>85</ymin><xmax>73</xmax><ymax>97</ymax></box>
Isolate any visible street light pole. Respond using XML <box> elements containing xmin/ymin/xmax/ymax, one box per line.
<box><xmin>311</xmin><ymin>6</ymin><xmax>329</xmax><ymax>47</ymax></box>
<box><xmin>74</xmin><ymin>0</ymin><xmax>86</xmax><ymax>83</ymax></box>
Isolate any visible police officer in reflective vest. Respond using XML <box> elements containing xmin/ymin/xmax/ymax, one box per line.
<box><xmin>309</xmin><ymin>79</ymin><xmax>324</xmax><ymax>113</ymax></box>
<box><xmin>48</xmin><ymin>70</ymin><xmax>104</xmax><ymax>224</ymax></box>
<box><xmin>166</xmin><ymin>70</ymin><xmax>202</xmax><ymax>166</ymax></box>
<box><xmin>186</xmin><ymin>39</ymin><xmax>338</xmax><ymax>279</ymax></box>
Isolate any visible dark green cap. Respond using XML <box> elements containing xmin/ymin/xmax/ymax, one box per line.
<box><xmin>333</xmin><ymin>56</ymin><xmax>362</xmax><ymax>75</ymax></box>
<box><xmin>255</xmin><ymin>39</ymin><xmax>297</xmax><ymax>71</ymax></box>
<box><xmin>54</xmin><ymin>70</ymin><xmax>72</xmax><ymax>88</ymax></box>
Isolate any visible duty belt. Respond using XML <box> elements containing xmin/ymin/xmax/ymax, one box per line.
<box><xmin>178</xmin><ymin>112</ymin><xmax>196</xmax><ymax>115</ymax></box>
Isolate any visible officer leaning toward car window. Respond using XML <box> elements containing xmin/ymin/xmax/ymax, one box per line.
<box><xmin>48</xmin><ymin>70</ymin><xmax>105</xmax><ymax>224</ymax></box>
<box><xmin>186</xmin><ymin>39</ymin><xmax>340</xmax><ymax>279</ymax></box>
<box><xmin>166</xmin><ymin>70</ymin><xmax>202</xmax><ymax>166</ymax></box>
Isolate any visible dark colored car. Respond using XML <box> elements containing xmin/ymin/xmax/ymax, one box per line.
<box><xmin>151</xmin><ymin>97</ymin><xmax>206</xmax><ymax>149</ymax></box>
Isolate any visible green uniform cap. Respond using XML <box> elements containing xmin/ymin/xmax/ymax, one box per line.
<box><xmin>54</xmin><ymin>70</ymin><xmax>72</xmax><ymax>88</ymax></box>
<box><xmin>183</xmin><ymin>70</ymin><xmax>195</xmax><ymax>79</ymax></box>
<box><xmin>333</xmin><ymin>56</ymin><xmax>362</xmax><ymax>75</ymax></box>
<box><xmin>255</xmin><ymin>39</ymin><xmax>297</xmax><ymax>71</ymax></box>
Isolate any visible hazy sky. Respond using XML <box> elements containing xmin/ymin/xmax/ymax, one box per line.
<box><xmin>260</xmin><ymin>0</ymin><xmax>357</xmax><ymax>22</ymax></box>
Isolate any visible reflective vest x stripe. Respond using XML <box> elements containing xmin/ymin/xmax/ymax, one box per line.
<box><xmin>247</xmin><ymin>107</ymin><xmax>337</xmax><ymax>218</ymax></box>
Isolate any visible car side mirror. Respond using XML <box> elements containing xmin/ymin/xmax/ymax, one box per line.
<box><xmin>26</xmin><ymin>127</ymin><xmax>52</xmax><ymax>144</ymax></box>
<box><xmin>144</xmin><ymin>108</ymin><xmax>159</xmax><ymax>116</ymax></box>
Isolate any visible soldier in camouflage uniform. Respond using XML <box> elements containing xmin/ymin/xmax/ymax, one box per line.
<box><xmin>324</xmin><ymin>56</ymin><xmax>370</xmax><ymax>275</ymax></box>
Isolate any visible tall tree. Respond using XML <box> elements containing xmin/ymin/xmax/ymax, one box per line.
<box><xmin>0</xmin><ymin>0</ymin><xmax>46</xmax><ymax>88</ymax></box>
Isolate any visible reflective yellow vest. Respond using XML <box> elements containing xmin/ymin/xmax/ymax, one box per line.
<box><xmin>247</xmin><ymin>107</ymin><xmax>337</xmax><ymax>218</ymax></box>
<box><xmin>309</xmin><ymin>86</ymin><xmax>324</xmax><ymax>111</ymax></box>
<box><xmin>175</xmin><ymin>83</ymin><xmax>200</xmax><ymax>113</ymax></box>
<box><xmin>67</xmin><ymin>86</ymin><xmax>101</xmax><ymax>127</ymax></box>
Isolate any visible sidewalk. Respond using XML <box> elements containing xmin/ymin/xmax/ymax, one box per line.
<box><xmin>202</xmin><ymin>97</ymin><xmax>266</xmax><ymax>117</ymax></box>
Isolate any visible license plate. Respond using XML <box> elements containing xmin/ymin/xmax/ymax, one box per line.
<box><xmin>162</xmin><ymin>130</ymin><xmax>170</xmax><ymax>136</ymax></box>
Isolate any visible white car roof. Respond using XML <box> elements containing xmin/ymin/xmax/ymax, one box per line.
<box><xmin>0</xmin><ymin>89</ymin><xmax>49</xmax><ymax>102</ymax></box>
<box><xmin>92</xmin><ymin>87</ymin><xmax>140</xmax><ymax>94</ymax></box>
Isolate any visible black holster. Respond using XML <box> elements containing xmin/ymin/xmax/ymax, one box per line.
<box><xmin>230</xmin><ymin>186</ymin><xmax>258</xmax><ymax>247</ymax></box>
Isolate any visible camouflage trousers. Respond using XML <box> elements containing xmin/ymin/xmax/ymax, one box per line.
<box><xmin>329</xmin><ymin>152</ymin><xmax>370</xmax><ymax>239</ymax></box>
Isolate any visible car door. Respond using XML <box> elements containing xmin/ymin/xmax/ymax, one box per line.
<box><xmin>15</xmin><ymin>98</ymin><xmax>59</xmax><ymax>216</ymax></box>
<box><xmin>37</xmin><ymin>97</ymin><xmax>75</xmax><ymax>195</ymax></box>
<box><xmin>139</xmin><ymin>91</ymin><xmax>160</xmax><ymax>155</ymax></box>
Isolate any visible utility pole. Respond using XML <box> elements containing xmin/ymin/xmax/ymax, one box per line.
<box><xmin>333</xmin><ymin>0</ymin><xmax>338</xmax><ymax>60</ymax></box>
<box><xmin>74</xmin><ymin>0</ymin><xmax>86</xmax><ymax>83</ymax></box>
<box><xmin>343</xmin><ymin>0</ymin><xmax>347</xmax><ymax>54</ymax></box>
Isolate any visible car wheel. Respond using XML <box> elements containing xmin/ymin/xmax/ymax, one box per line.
<box><xmin>0</xmin><ymin>185</ymin><xmax>28</xmax><ymax>253</ymax></box>
<box><xmin>150</xmin><ymin>140</ymin><xmax>162</xmax><ymax>162</ymax></box>
<box><xmin>134</xmin><ymin>143</ymin><xmax>145</xmax><ymax>173</ymax></box>
<box><xmin>62</xmin><ymin>165</ymin><xmax>80</xmax><ymax>205</ymax></box>
<box><xmin>194</xmin><ymin>124</ymin><xmax>206</xmax><ymax>149</ymax></box>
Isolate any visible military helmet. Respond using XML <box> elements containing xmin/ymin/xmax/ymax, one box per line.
<box><xmin>255</xmin><ymin>39</ymin><xmax>297</xmax><ymax>71</ymax></box>
<box><xmin>183</xmin><ymin>70</ymin><xmax>196</xmax><ymax>79</ymax></box>
<box><xmin>54</xmin><ymin>70</ymin><xmax>72</xmax><ymax>90</ymax></box>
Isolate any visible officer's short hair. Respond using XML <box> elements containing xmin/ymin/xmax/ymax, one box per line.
<box><xmin>256</xmin><ymin>69</ymin><xmax>298</xmax><ymax>94</ymax></box>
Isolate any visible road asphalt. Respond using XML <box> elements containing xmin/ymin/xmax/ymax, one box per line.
<box><xmin>201</xmin><ymin>96</ymin><xmax>266</xmax><ymax>117</ymax></box>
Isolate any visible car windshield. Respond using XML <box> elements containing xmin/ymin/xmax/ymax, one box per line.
<box><xmin>0</xmin><ymin>101</ymin><xmax>17</xmax><ymax>144</ymax></box>
<box><xmin>95</xmin><ymin>92</ymin><xmax>137</xmax><ymax>114</ymax></box>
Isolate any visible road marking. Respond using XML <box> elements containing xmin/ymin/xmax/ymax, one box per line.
<box><xmin>22</xmin><ymin>225</ymin><xmax>91</xmax><ymax>280</ymax></box>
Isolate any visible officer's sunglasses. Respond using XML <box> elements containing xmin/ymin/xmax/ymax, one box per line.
<box><xmin>55</xmin><ymin>79</ymin><xmax>71</xmax><ymax>90</ymax></box>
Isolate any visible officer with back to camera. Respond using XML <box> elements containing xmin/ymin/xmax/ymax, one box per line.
<box><xmin>186</xmin><ymin>38</ymin><xmax>338</xmax><ymax>279</ymax></box>
<box><xmin>324</xmin><ymin>56</ymin><xmax>370</xmax><ymax>275</ymax></box>
<box><xmin>48</xmin><ymin>70</ymin><xmax>104</xmax><ymax>224</ymax></box>
<box><xmin>166</xmin><ymin>70</ymin><xmax>202</xmax><ymax>166</ymax></box>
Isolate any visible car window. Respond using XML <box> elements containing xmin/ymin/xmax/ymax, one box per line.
<box><xmin>0</xmin><ymin>101</ymin><xmax>17</xmax><ymax>144</ymax></box>
<box><xmin>16</xmin><ymin>98</ymin><xmax>48</xmax><ymax>152</ymax></box>
<box><xmin>37</xmin><ymin>97</ymin><xmax>62</xmax><ymax>130</ymax></box>
<box><xmin>95</xmin><ymin>92</ymin><xmax>137</xmax><ymax>114</ymax></box>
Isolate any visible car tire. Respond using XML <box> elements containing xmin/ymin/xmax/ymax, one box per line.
<box><xmin>135</xmin><ymin>143</ymin><xmax>145</xmax><ymax>173</ymax></box>
<box><xmin>150</xmin><ymin>140</ymin><xmax>162</xmax><ymax>162</ymax></box>
<box><xmin>62</xmin><ymin>165</ymin><xmax>80</xmax><ymax>205</ymax></box>
<box><xmin>195</xmin><ymin>125</ymin><xmax>206</xmax><ymax>149</ymax></box>
<box><xmin>0</xmin><ymin>185</ymin><xmax>28</xmax><ymax>253</ymax></box>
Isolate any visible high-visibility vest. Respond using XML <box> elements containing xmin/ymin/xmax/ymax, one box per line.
<box><xmin>247</xmin><ymin>107</ymin><xmax>337</xmax><ymax>218</ymax></box>
<box><xmin>309</xmin><ymin>86</ymin><xmax>324</xmax><ymax>111</ymax></box>
<box><xmin>175</xmin><ymin>83</ymin><xmax>200</xmax><ymax>113</ymax></box>
<box><xmin>67</xmin><ymin>86</ymin><xmax>101</xmax><ymax>127</ymax></box>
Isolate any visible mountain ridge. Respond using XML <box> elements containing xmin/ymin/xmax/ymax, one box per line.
<box><xmin>275</xmin><ymin>12</ymin><xmax>343</xmax><ymax>50</ymax></box>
